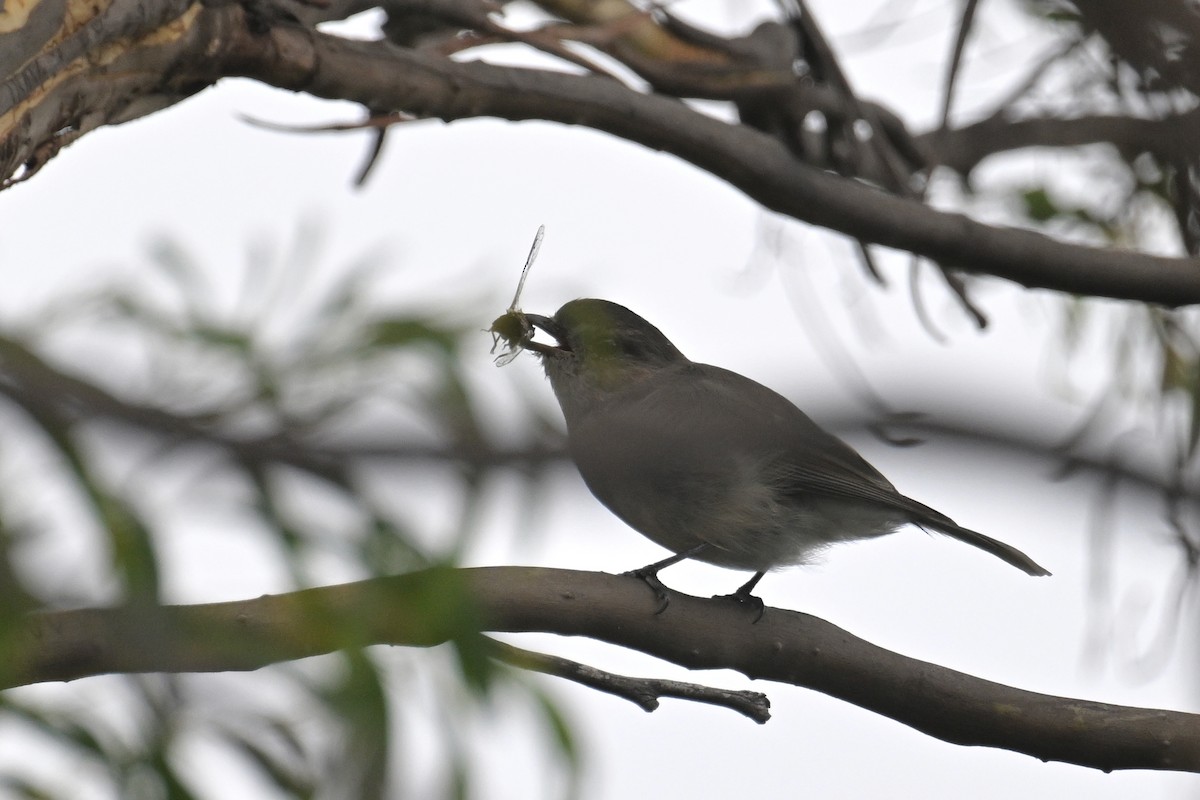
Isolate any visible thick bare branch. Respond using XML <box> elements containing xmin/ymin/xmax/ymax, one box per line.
<box><xmin>5</xmin><ymin>4</ymin><xmax>1200</xmax><ymax>303</ymax></box>
<box><xmin>207</xmin><ymin>11</ymin><xmax>1200</xmax><ymax>306</ymax></box>
<box><xmin>0</xmin><ymin>0</ymin><xmax>199</xmax><ymax>184</ymax></box>
<box><xmin>13</xmin><ymin>566</ymin><xmax>1200</xmax><ymax>773</ymax></box>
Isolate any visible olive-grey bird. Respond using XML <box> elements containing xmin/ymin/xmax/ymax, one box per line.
<box><xmin>520</xmin><ymin>299</ymin><xmax>1049</xmax><ymax>608</ymax></box>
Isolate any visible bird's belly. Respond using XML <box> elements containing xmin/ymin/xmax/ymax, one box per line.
<box><xmin>688</xmin><ymin>495</ymin><xmax>901</xmax><ymax>571</ymax></box>
<box><xmin>586</xmin><ymin>462</ymin><xmax>902</xmax><ymax>572</ymax></box>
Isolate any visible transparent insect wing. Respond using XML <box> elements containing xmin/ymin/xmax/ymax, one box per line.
<box><xmin>491</xmin><ymin>225</ymin><xmax>544</xmax><ymax>367</ymax></box>
<box><xmin>509</xmin><ymin>224</ymin><xmax>544</xmax><ymax>311</ymax></box>
<box><xmin>495</xmin><ymin>347</ymin><xmax>521</xmax><ymax>367</ymax></box>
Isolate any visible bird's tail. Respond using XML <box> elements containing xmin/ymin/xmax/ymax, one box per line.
<box><xmin>933</xmin><ymin>521</ymin><xmax>1050</xmax><ymax>576</ymax></box>
<box><xmin>907</xmin><ymin>504</ymin><xmax>1051</xmax><ymax>576</ymax></box>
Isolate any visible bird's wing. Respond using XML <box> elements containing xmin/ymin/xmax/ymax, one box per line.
<box><xmin>670</xmin><ymin>365</ymin><xmax>989</xmax><ymax>529</ymax></box>
<box><xmin>671</xmin><ymin>366</ymin><xmax>911</xmax><ymax>502</ymax></box>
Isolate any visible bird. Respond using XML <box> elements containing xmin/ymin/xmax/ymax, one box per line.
<box><xmin>517</xmin><ymin>298</ymin><xmax>1050</xmax><ymax>611</ymax></box>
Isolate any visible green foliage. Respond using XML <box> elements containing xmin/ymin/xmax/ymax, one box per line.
<box><xmin>990</xmin><ymin>6</ymin><xmax>1200</xmax><ymax>525</ymax></box>
<box><xmin>0</xmin><ymin>231</ymin><xmax>572</xmax><ymax>799</ymax></box>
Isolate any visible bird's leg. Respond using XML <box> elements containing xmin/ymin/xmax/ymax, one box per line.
<box><xmin>715</xmin><ymin>571</ymin><xmax>766</xmax><ymax>623</ymax></box>
<box><xmin>624</xmin><ymin>544</ymin><xmax>709</xmax><ymax>614</ymax></box>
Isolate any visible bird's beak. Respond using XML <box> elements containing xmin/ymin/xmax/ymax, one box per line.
<box><xmin>523</xmin><ymin>313</ymin><xmax>569</xmax><ymax>356</ymax></box>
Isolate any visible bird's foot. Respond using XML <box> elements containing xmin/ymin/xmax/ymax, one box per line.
<box><xmin>621</xmin><ymin>546</ymin><xmax>708</xmax><ymax>614</ymax></box>
<box><xmin>714</xmin><ymin>571</ymin><xmax>766</xmax><ymax>623</ymax></box>
<box><xmin>622</xmin><ymin>567</ymin><xmax>672</xmax><ymax>614</ymax></box>
<box><xmin>714</xmin><ymin>588</ymin><xmax>765</xmax><ymax>623</ymax></box>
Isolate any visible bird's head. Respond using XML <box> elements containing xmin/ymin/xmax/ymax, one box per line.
<box><xmin>523</xmin><ymin>299</ymin><xmax>686</xmax><ymax>418</ymax></box>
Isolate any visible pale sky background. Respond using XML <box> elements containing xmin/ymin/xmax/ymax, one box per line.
<box><xmin>0</xmin><ymin>1</ymin><xmax>1197</xmax><ymax>798</ymax></box>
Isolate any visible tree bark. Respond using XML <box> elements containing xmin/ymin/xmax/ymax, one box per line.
<box><xmin>14</xmin><ymin>566</ymin><xmax>1200</xmax><ymax>774</ymax></box>
<box><xmin>4</xmin><ymin>2</ymin><xmax>1200</xmax><ymax>304</ymax></box>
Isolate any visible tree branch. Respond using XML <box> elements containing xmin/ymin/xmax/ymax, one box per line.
<box><xmin>13</xmin><ymin>566</ymin><xmax>1200</xmax><ymax>773</ymax></box>
<box><xmin>208</xmin><ymin>11</ymin><xmax>1200</xmax><ymax>306</ymax></box>
<box><xmin>486</xmin><ymin>637</ymin><xmax>772</xmax><ymax>722</ymax></box>
<box><xmin>925</xmin><ymin>110</ymin><xmax>1200</xmax><ymax>176</ymax></box>
<box><xmin>6</xmin><ymin>4</ymin><xmax>1200</xmax><ymax>304</ymax></box>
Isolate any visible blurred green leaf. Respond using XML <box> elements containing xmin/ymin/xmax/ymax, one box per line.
<box><xmin>190</xmin><ymin>323</ymin><xmax>254</xmax><ymax>353</ymax></box>
<box><xmin>1021</xmin><ymin>187</ymin><xmax>1059</xmax><ymax>222</ymax></box>
<box><xmin>359</xmin><ymin>515</ymin><xmax>430</xmax><ymax>577</ymax></box>
<box><xmin>316</xmin><ymin>651</ymin><xmax>390</xmax><ymax>800</ymax></box>
<box><xmin>531</xmin><ymin>686</ymin><xmax>581</xmax><ymax>781</ymax></box>
<box><xmin>366</xmin><ymin>317</ymin><xmax>460</xmax><ymax>354</ymax></box>
<box><xmin>0</xmin><ymin>228</ymin><xmax>572</xmax><ymax>799</ymax></box>
<box><xmin>0</xmin><ymin>774</ymin><xmax>68</xmax><ymax>800</ymax></box>
<box><xmin>0</xmin><ymin>697</ymin><xmax>120</xmax><ymax>763</ymax></box>
<box><xmin>215</xmin><ymin>720</ymin><xmax>316</xmax><ymax>799</ymax></box>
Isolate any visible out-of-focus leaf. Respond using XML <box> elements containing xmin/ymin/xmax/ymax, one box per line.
<box><xmin>1018</xmin><ymin>186</ymin><xmax>1123</xmax><ymax>242</ymax></box>
<box><xmin>4</xmin><ymin>384</ymin><xmax>160</xmax><ymax>600</ymax></box>
<box><xmin>1021</xmin><ymin>187</ymin><xmax>1060</xmax><ymax>222</ymax></box>
<box><xmin>0</xmin><ymin>696</ymin><xmax>125</xmax><ymax>768</ymax></box>
<box><xmin>358</xmin><ymin>515</ymin><xmax>430</xmax><ymax>577</ymax></box>
<box><xmin>147</xmin><ymin>236</ymin><xmax>214</xmax><ymax>313</ymax></box>
<box><xmin>190</xmin><ymin>323</ymin><xmax>255</xmax><ymax>353</ymax></box>
<box><xmin>450</xmin><ymin>630</ymin><xmax>495</xmax><ymax>697</ymax></box>
<box><xmin>144</xmin><ymin>751</ymin><xmax>201</xmax><ymax>800</ymax></box>
<box><xmin>436</xmin><ymin>578</ymin><xmax>495</xmax><ymax>696</ymax></box>
<box><xmin>214</xmin><ymin>720</ymin><xmax>316</xmax><ymax>798</ymax></box>
<box><xmin>365</xmin><ymin>317</ymin><xmax>460</xmax><ymax>354</ymax></box>
<box><xmin>530</xmin><ymin>685</ymin><xmax>581</xmax><ymax>780</ymax></box>
<box><xmin>315</xmin><ymin>651</ymin><xmax>390</xmax><ymax>800</ymax></box>
<box><xmin>1187</xmin><ymin>386</ymin><xmax>1200</xmax><ymax>458</ymax></box>
<box><xmin>98</xmin><ymin>493</ymin><xmax>161</xmax><ymax>602</ymax></box>
<box><xmin>435</xmin><ymin>365</ymin><xmax>485</xmax><ymax>446</ymax></box>
<box><xmin>0</xmin><ymin>226</ymin><xmax>575</xmax><ymax>798</ymax></box>
<box><xmin>245</xmin><ymin>465</ymin><xmax>311</xmax><ymax>586</ymax></box>
<box><xmin>1161</xmin><ymin>344</ymin><xmax>1190</xmax><ymax>393</ymax></box>
<box><xmin>445</xmin><ymin>750</ymin><xmax>469</xmax><ymax>800</ymax></box>
<box><xmin>0</xmin><ymin>774</ymin><xmax>69</xmax><ymax>800</ymax></box>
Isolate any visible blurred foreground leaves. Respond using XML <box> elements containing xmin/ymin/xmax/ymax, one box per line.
<box><xmin>0</xmin><ymin>232</ymin><xmax>572</xmax><ymax>799</ymax></box>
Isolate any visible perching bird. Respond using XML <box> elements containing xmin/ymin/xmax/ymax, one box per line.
<box><xmin>518</xmin><ymin>298</ymin><xmax>1049</xmax><ymax>608</ymax></box>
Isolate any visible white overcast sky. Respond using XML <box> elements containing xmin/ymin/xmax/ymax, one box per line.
<box><xmin>0</xmin><ymin>1</ymin><xmax>1197</xmax><ymax>798</ymax></box>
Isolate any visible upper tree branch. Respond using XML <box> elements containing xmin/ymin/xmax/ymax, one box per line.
<box><xmin>924</xmin><ymin>110</ymin><xmax>1200</xmax><ymax>176</ymax></box>
<box><xmin>6</xmin><ymin>3</ymin><xmax>1200</xmax><ymax>304</ymax></box>
<box><xmin>14</xmin><ymin>566</ymin><xmax>1200</xmax><ymax>773</ymax></box>
<box><xmin>206</xmin><ymin>11</ymin><xmax>1200</xmax><ymax>306</ymax></box>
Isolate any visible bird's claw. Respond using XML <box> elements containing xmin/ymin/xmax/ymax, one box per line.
<box><xmin>714</xmin><ymin>588</ymin><xmax>766</xmax><ymax>623</ymax></box>
<box><xmin>623</xmin><ymin>568</ymin><xmax>672</xmax><ymax>614</ymax></box>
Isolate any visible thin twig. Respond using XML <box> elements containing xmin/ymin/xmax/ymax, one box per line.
<box><xmin>938</xmin><ymin>0</ymin><xmax>980</xmax><ymax>131</ymax></box>
<box><xmin>487</xmin><ymin>637</ymin><xmax>772</xmax><ymax>723</ymax></box>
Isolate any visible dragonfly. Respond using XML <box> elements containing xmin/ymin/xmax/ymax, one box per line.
<box><xmin>489</xmin><ymin>225</ymin><xmax>544</xmax><ymax>366</ymax></box>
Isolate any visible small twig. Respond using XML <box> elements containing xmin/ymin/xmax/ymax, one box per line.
<box><xmin>786</xmin><ymin>0</ymin><xmax>914</xmax><ymax>188</ymax></box>
<box><xmin>938</xmin><ymin>0</ymin><xmax>979</xmax><ymax>131</ymax></box>
<box><xmin>907</xmin><ymin>255</ymin><xmax>949</xmax><ymax>343</ymax></box>
<box><xmin>483</xmin><ymin>18</ymin><xmax>630</xmax><ymax>84</ymax></box>
<box><xmin>486</xmin><ymin>637</ymin><xmax>772</xmax><ymax>723</ymax></box>
<box><xmin>239</xmin><ymin>111</ymin><xmax>417</xmax><ymax>185</ymax></box>
<box><xmin>238</xmin><ymin>111</ymin><xmax>417</xmax><ymax>133</ymax></box>
<box><xmin>994</xmin><ymin>36</ymin><xmax>1090</xmax><ymax>116</ymax></box>
<box><xmin>355</xmin><ymin>127</ymin><xmax>389</xmax><ymax>186</ymax></box>
<box><xmin>854</xmin><ymin>240</ymin><xmax>886</xmax><ymax>285</ymax></box>
<box><xmin>784</xmin><ymin>0</ymin><xmax>985</xmax><ymax>324</ymax></box>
